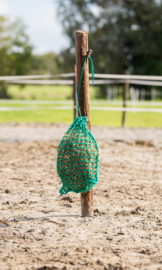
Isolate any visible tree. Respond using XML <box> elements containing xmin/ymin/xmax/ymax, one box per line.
<box><xmin>32</xmin><ymin>52</ymin><xmax>64</xmax><ymax>75</ymax></box>
<box><xmin>56</xmin><ymin>0</ymin><xmax>162</xmax><ymax>76</ymax></box>
<box><xmin>0</xmin><ymin>16</ymin><xmax>33</xmax><ymax>97</ymax></box>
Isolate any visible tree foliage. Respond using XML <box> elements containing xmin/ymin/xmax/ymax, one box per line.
<box><xmin>0</xmin><ymin>16</ymin><xmax>33</xmax><ymax>97</ymax></box>
<box><xmin>32</xmin><ymin>52</ymin><xmax>64</xmax><ymax>75</ymax></box>
<box><xmin>56</xmin><ymin>0</ymin><xmax>162</xmax><ymax>75</ymax></box>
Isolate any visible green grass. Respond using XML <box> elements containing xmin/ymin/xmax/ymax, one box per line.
<box><xmin>0</xmin><ymin>108</ymin><xmax>162</xmax><ymax>127</ymax></box>
<box><xmin>8</xmin><ymin>85</ymin><xmax>72</xmax><ymax>100</ymax></box>
<box><xmin>7</xmin><ymin>84</ymin><xmax>99</xmax><ymax>100</ymax></box>
<box><xmin>0</xmin><ymin>84</ymin><xmax>162</xmax><ymax>127</ymax></box>
<box><xmin>0</xmin><ymin>109</ymin><xmax>73</xmax><ymax>124</ymax></box>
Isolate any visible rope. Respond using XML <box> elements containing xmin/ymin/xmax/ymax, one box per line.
<box><xmin>75</xmin><ymin>55</ymin><xmax>94</xmax><ymax>118</ymax></box>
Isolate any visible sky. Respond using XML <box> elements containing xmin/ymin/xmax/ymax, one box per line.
<box><xmin>0</xmin><ymin>0</ymin><xmax>69</xmax><ymax>54</ymax></box>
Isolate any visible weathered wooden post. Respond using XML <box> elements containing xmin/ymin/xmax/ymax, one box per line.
<box><xmin>73</xmin><ymin>65</ymin><xmax>77</xmax><ymax>119</ymax></box>
<box><xmin>75</xmin><ymin>30</ymin><xmax>93</xmax><ymax>217</ymax></box>
<box><xmin>122</xmin><ymin>71</ymin><xmax>129</xmax><ymax>127</ymax></box>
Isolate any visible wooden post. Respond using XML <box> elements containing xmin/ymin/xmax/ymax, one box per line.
<box><xmin>73</xmin><ymin>65</ymin><xmax>77</xmax><ymax>120</ymax></box>
<box><xmin>122</xmin><ymin>71</ymin><xmax>129</xmax><ymax>127</ymax></box>
<box><xmin>75</xmin><ymin>30</ymin><xmax>93</xmax><ymax>217</ymax></box>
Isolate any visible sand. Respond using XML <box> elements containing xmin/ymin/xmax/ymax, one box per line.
<box><xmin>0</xmin><ymin>123</ymin><xmax>162</xmax><ymax>270</ymax></box>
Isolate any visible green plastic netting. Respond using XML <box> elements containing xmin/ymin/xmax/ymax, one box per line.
<box><xmin>57</xmin><ymin>54</ymin><xmax>99</xmax><ymax>194</ymax></box>
<box><xmin>57</xmin><ymin>116</ymin><xmax>99</xmax><ymax>194</ymax></box>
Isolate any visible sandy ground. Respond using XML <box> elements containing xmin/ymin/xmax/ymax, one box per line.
<box><xmin>1</xmin><ymin>123</ymin><xmax>162</xmax><ymax>270</ymax></box>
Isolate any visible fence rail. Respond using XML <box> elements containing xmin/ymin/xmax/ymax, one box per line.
<box><xmin>1</xmin><ymin>99</ymin><xmax>162</xmax><ymax>106</ymax></box>
<box><xmin>1</xmin><ymin>72</ymin><xmax>162</xmax><ymax>121</ymax></box>
<box><xmin>8</xmin><ymin>79</ymin><xmax>162</xmax><ymax>86</ymax></box>
<box><xmin>2</xmin><ymin>73</ymin><xmax>162</xmax><ymax>81</ymax></box>
<box><xmin>1</xmin><ymin>105</ymin><xmax>162</xmax><ymax>113</ymax></box>
<box><xmin>0</xmin><ymin>73</ymin><xmax>74</xmax><ymax>81</ymax></box>
<box><xmin>9</xmin><ymin>79</ymin><xmax>124</xmax><ymax>85</ymax></box>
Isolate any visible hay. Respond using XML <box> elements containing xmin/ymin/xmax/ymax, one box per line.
<box><xmin>57</xmin><ymin>117</ymin><xmax>99</xmax><ymax>194</ymax></box>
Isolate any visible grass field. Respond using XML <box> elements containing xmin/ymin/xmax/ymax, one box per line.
<box><xmin>7</xmin><ymin>84</ymin><xmax>99</xmax><ymax>100</ymax></box>
<box><xmin>1</xmin><ymin>106</ymin><xmax>162</xmax><ymax>127</ymax></box>
<box><xmin>0</xmin><ymin>84</ymin><xmax>162</xmax><ymax>127</ymax></box>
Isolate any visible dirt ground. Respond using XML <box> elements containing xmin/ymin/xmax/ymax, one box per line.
<box><xmin>1</xmin><ymin>123</ymin><xmax>162</xmax><ymax>270</ymax></box>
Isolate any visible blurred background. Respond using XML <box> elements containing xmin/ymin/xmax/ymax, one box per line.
<box><xmin>0</xmin><ymin>0</ymin><xmax>162</xmax><ymax>127</ymax></box>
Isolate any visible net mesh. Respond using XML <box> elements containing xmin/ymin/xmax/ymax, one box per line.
<box><xmin>57</xmin><ymin>116</ymin><xmax>99</xmax><ymax>194</ymax></box>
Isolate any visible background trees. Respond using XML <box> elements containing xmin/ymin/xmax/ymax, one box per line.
<box><xmin>0</xmin><ymin>16</ymin><xmax>63</xmax><ymax>97</ymax></box>
<box><xmin>56</xmin><ymin>0</ymin><xmax>162</xmax><ymax>75</ymax></box>
<box><xmin>1</xmin><ymin>1</ymin><xmax>162</xmax><ymax>99</ymax></box>
<box><xmin>0</xmin><ymin>16</ymin><xmax>34</xmax><ymax>97</ymax></box>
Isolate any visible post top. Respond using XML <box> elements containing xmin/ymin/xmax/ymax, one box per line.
<box><xmin>76</xmin><ymin>30</ymin><xmax>88</xmax><ymax>36</ymax></box>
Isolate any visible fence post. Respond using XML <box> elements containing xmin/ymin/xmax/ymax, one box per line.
<box><xmin>141</xmin><ymin>88</ymin><xmax>145</xmax><ymax>100</ymax></box>
<box><xmin>75</xmin><ymin>30</ymin><xmax>93</xmax><ymax>217</ymax></box>
<box><xmin>73</xmin><ymin>65</ymin><xmax>77</xmax><ymax>120</ymax></box>
<box><xmin>122</xmin><ymin>71</ymin><xmax>129</xmax><ymax>127</ymax></box>
<box><xmin>151</xmin><ymin>88</ymin><xmax>156</xmax><ymax>102</ymax></box>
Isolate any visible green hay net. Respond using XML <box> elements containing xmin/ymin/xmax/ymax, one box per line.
<box><xmin>57</xmin><ymin>55</ymin><xmax>100</xmax><ymax>194</ymax></box>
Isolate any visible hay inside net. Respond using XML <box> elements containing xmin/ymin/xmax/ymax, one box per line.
<box><xmin>57</xmin><ymin>116</ymin><xmax>100</xmax><ymax>194</ymax></box>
